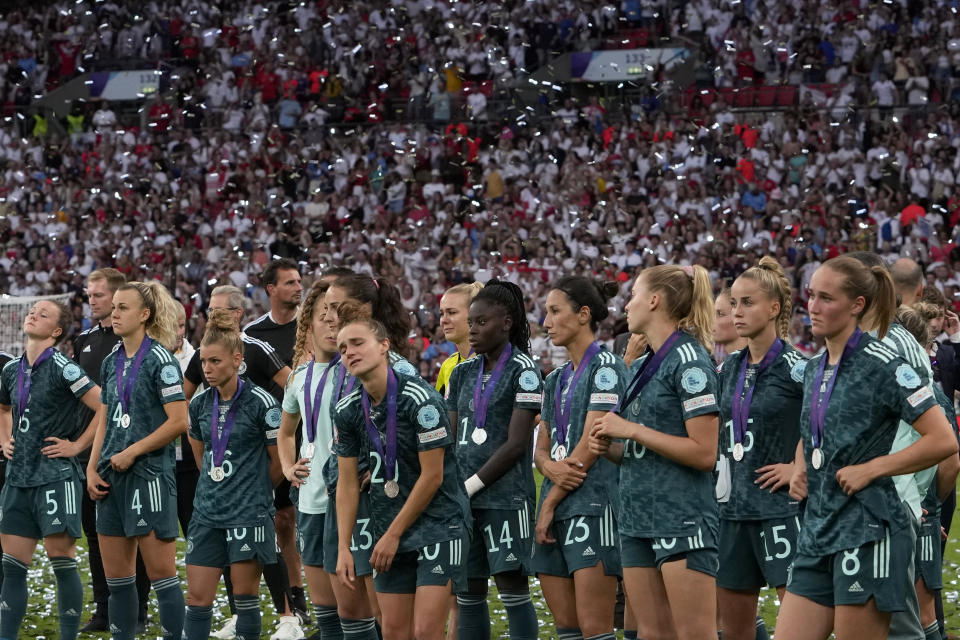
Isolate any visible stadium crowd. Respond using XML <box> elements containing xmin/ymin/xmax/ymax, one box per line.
<box><xmin>3</xmin><ymin>0</ymin><xmax>960</xmax><ymax>382</ymax></box>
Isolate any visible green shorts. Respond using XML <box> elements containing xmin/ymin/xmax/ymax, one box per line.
<box><xmin>185</xmin><ymin>518</ymin><xmax>277</xmax><ymax>568</ymax></box>
<box><xmin>718</xmin><ymin>515</ymin><xmax>802</xmax><ymax>590</ymax></box>
<box><xmin>465</xmin><ymin>505</ymin><xmax>533</xmax><ymax>579</ymax></box>
<box><xmin>786</xmin><ymin>525</ymin><xmax>916</xmax><ymax>612</ymax></box>
<box><xmin>0</xmin><ymin>477</ymin><xmax>82</xmax><ymax>540</ymax></box>
<box><xmin>531</xmin><ymin>506</ymin><xmax>621</xmax><ymax>578</ymax></box>
<box><xmin>373</xmin><ymin>536</ymin><xmax>468</xmax><ymax>595</ymax></box>
<box><xmin>621</xmin><ymin>523</ymin><xmax>719</xmax><ymax>577</ymax></box>
<box><xmin>323</xmin><ymin>492</ymin><xmax>374</xmax><ymax>576</ymax></box>
<box><xmin>915</xmin><ymin>521</ymin><xmax>942</xmax><ymax>590</ymax></box>
<box><xmin>297</xmin><ymin>511</ymin><xmax>326</xmax><ymax>568</ymax></box>
<box><xmin>95</xmin><ymin>471</ymin><xmax>179</xmax><ymax>540</ymax></box>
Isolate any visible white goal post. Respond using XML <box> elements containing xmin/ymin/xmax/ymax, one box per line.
<box><xmin>0</xmin><ymin>293</ymin><xmax>75</xmax><ymax>356</ymax></box>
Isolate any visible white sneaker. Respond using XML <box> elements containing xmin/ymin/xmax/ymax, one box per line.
<box><xmin>270</xmin><ymin>616</ymin><xmax>305</xmax><ymax>640</ymax></box>
<box><xmin>211</xmin><ymin>614</ymin><xmax>238</xmax><ymax>639</ymax></box>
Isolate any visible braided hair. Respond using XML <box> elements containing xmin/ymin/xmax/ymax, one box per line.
<box><xmin>472</xmin><ymin>279</ymin><xmax>531</xmax><ymax>354</ymax></box>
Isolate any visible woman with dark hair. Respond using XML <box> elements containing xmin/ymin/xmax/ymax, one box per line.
<box><xmin>533</xmin><ymin>276</ymin><xmax>627</xmax><ymax>640</ymax></box>
<box><xmin>446</xmin><ymin>280</ymin><xmax>542</xmax><ymax>640</ymax></box>
<box><xmin>326</xmin><ymin>273</ymin><xmax>415</xmax><ymax>362</ymax></box>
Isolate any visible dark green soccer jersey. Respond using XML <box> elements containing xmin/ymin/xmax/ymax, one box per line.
<box><xmin>446</xmin><ymin>349</ymin><xmax>543</xmax><ymax>510</ymax></box>
<box><xmin>0</xmin><ymin>352</ymin><xmax>95</xmax><ymax>487</ymax></box>
<box><xmin>717</xmin><ymin>343</ymin><xmax>806</xmax><ymax>520</ymax></box>
<box><xmin>98</xmin><ymin>339</ymin><xmax>186</xmax><ymax>480</ymax></box>
<box><xmin>189</xmin><ymin>383</ymin><xmax>280</xmax><ymax>527</ymax></box>
<box><xmin>334</xmin><ymin>371</ymin><xmax>470</xmax><ymax>553</ymax></box>
<box><xmin>797</xmin><ymin>334</ymin><xmax>938</xmax><ymax>556</ymax></box>
<box><xmin>538</xmin><ymin>348</ymin><xmax>627</xmax><ymax>520</ymax></box>
<box><xmin>616</xmin><ymin>333</ymin><xmax>720</xmax><ymax>538</ymax></box>
<box><xmin>920</xmin><ymin>384</ymin><xmax>958</xmax><ymax>522</ymax></box>
<box><xmin>322</xmin><ymin>354</ymin><xmax>418</xmax><ymax>498</ymax></box>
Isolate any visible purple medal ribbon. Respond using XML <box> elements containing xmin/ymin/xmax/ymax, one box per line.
<box><xmin>335</xmin><ymin>365</ymin><xmax>357</xmax><ymax>401</ymax></box>
<box><xmin>615</xmin><ymin>331</ymin><xmax>683</xmax><ymax>413</ymax></box>
<box><xmin>304</xmin><ymin>354</ymin><xmax>340</xmax><ymax>445</ymax></box>
<box><xmin>809</xmin><ymin>329</ymin><xmax>863</xmax><ymax>450</ymax></box>
<box><xmin>16</xmin><ymin>347</ymin><xmax>55</xmax><ymax>418</ymax></box>
<box><xmin>554</xmin><ymin>341</ymin><xmax>602</xmax><ymax>445</ymax></box>
<box><xmin>361</xmin><ymin>368</ymin><xmax>398</xmax><ymax>482</ymax></box>
<box><xmin>473</xmin><ymin>344</ymin><xmax>512</xmax><ymax>431</ymax></box>
<box><xmin>115</xmin><ymin>337</ymin><xmax>152</xmax><ymax>416</ymax></box>
<box><xmin>731</xmin><ymin>339</ymin><xmax>783</xmax><ymax>446</ymax></box>
<box><xmin>211</xmin><ymin>379</ymin><xmax>245</xmax><ymax>467</ymax></box>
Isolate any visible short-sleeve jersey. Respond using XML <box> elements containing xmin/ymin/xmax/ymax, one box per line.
<box><xmin>539</xmin><ymin>347</ymin><xmax>627</xmax><ymax>520</ymax></box>
<box><xmin>717</xmin><ymin>343</ymin><xmax>806</xmax><ymax>520</ymax></box>
<box><xmin>282</xmin><ymin>360</ymin><xmax>337</xmax><ymax>514</ymax></box>
<box><xmin>334</xmin><ymin>371</ymin><xmax>470</xmax><ymax>553</ymax></box>
<box><xmin>189</xmin><ymin>383</ymin><xmax>279</xmax><ymax>527</ymax></box>
<box><xmin>436</xmin><ymin>351</ymin><xmax>474</xmax><ymax>396</ymax></box>
<box><xmin>921</xmin><ymin>384</ymin><xmax>958</xmax><ymax>522</ymax></box>
<box><xmin>0</xmin><ymin>352</ymin><xmax>95</xmax><ymax>487</ymax></box>
<box><xmin>877</xmin><ymin>323</ymin><xmax>937</xmax><ymax>519</ymax></box>
<box><xmin>321</xmin><ymin>353</ymin><xmax>420</xmax><ymax>497</ymax></box>
<box><xmin>98</xmin><ymin>339</ymin><xmax>186</xmax><ymax>480</ymax></box>
<box><xmin>446</xmin><ymin>349</ymin><xmax>542</xmax><ymax>510</ymax></box>
<box><xmin>616</xmin><ymin>333</ymin><xmax>720</xmax><ymax>538</ymax></box>
<box><xmin>185</xmin><ymin>334</ymin><xmax>286</xmax><ymax>402</ymax></box>
<box><xmin>244</xmin><ymin>312</ymin><xmax>297</xmax><ymax>366</ymax></box>
<box><xmin>797</xmin><ymin>334</ymin><xmax>939</xmax><ymax>556</ymax></box>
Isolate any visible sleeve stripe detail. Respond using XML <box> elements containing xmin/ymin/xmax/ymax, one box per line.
<box><xmin>402</xmin><ymin>388</ymin><xmax>428</xmax><ymax>404</ymax></box>
<box><xmin>514</xmin><ymin>353</ymin><xmax>536</xmax><ymax>369</ymax></box>
<box><xmin>243</xmin><ymin>335</ymin><xmax>278</xmax><ymax>353</ymax></box>
<box><xmin>189</xmin><ymin>388</ymin><xmax>210</xmax><ymax>407</ymax></box>
<box><xmin>242</xmin><ymin>313</ymin><xmax>270</xmax><ymax>332</ymax></box>
<box><xmin>678</xmin><ymin>343</ymin><xmax>695</xmax><ymax>363</ymax></box>
<box><xmin>251</xmin><ymin>387</ymin><xmax>274</xmax><ymax>407</ymax></box>
<box><xmin>151</xmin><ymin>345</ymin><xmax>175</xmax><ymax>364</ymax></box>
<box><xmin>335</xmin><ymin>389</ymin><xmax>361</xmax><ymax>411</ymax></box>
<box><xmin>402</xmin><ymin>382</ymin><xmax>429</xmax><ymax>403</ymax></box>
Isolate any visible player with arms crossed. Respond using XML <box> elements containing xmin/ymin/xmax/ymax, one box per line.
<box><xmin>86</xmin><ymin>282</ymin><xmax>188</xmax><ymax>640</ymax></box>
<box><xmin>0</xmin><ymin>301</ymin><xmax>103</xmax><ymax>640</ymax></box>
<box><xmin>446</xmin><ymin>280</ymin><xmax>542</xmax><ymax>640</ymax></box>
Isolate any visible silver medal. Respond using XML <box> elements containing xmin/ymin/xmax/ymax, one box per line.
<box><xmin>811</xmin><ymin>448</ymin><xmax>823</xmax><ymax>470</ymax></box>
<box><xmin>303</xmin><ymin>443</ymin><xmax>315</xmax><ymax>459</ymax></box>
<box><xmin>210</xmin><ymin>466</ymin><xmax>226</xmax><ymax>482</ymax></box>
<box><xmin>554</xmin><ymin>444</ymin><xmax>567</xmax><ymax>461</ymax></box>
<box><xmin>733</xmin><ymin>442</ymin><xmax>744</xmax><ymax>462</ymax></box>
<box><xmin>120</xmin><ymin>413</ymin><xmax>131</xmax><ymax>428</ymax></box>
<box><xmin>471</xmin><ymin>428</ymin><xmax>488</xmax><ymax>445</ymax></box>
<box><xmin>384</xmin><ymin>479</ymin><xmax>400</xmax><ymax>498</ymax></box>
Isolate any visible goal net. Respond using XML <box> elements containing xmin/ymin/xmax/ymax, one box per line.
<box><xmin>0</xmin><ymin>293</ymin><xmax>75</xmax><ymax>356</ymax></box>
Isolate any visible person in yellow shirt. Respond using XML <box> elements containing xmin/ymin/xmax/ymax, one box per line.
<box><xmin>436</xmin><ymin>282</ymin><xmax>484</xmax><ymax>396</ymax></box>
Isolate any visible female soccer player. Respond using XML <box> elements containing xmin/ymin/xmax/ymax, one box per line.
<box><xmin>714</xmin><ymin>287</ymin><xmax>747</xmax><ymax>364</ymax></box>
<box><xmin>183</xmin><ymin>310</ymin><xmax>283</xmax><ymax>640</ymax></box>
<box><xmin>588</xmin><ymin>265</ymin><xmax>721</xmax><ymax>640</ymax></box>
<box><xmin>86</xmin><ymin>281</ymin><xmax>188</xmax><ymax>640</ymax></box>
<box><xmin>435</xmin><ymin>282</ymin><xmax>483</xmax><ymax>395</ymax></box>
<box><xmin>334</xmin><ymin>316</ymin><xmax>470</xmax><ymax>640</ymax></box>
<box><xmin>715</xmin><ymin>258</ymin><xmax>806</xmax><ymax>640</ymax></box>
<box><xmin>533</xmin><ymin>276</ymin><xmax>627</xmax><ymax>640</ymax></box>
<box><xmin>278</xmin><ymin>280</ymin><xmax>343</xmax><ymax>639</ymax></box>
<box><xmin>446</xmin><ymin>280</ymin><xmax>541</xmax><ymax>640</ymax></box>
<box><xmin>0</xmin><ymin>301</ymin><xmax>103</xmax><ymax>640</ymax></box>
<box><xmin>775</xmin><ymin>256</ymin><xmax>957</xmax><ymax>640</ymax></box>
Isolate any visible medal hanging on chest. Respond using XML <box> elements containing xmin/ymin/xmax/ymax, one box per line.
<box><xmin>809</xmin><ymin>329</ymin><xmax>862</xmax><ymax>471</ymax></box>
<box><xmin>362</xmin><ymin>369</ymin><xmax>400</xmax><ymax>498</ymax></box>
<box><xmin>471</xmin><ymin>344</ymin><xmax>512</xmax><ymax>445</ymax></box>
<box><xmin>209</xmin><ymin>379</ymin><xmax>245</xmax><ymax>482</ymax></box>
<box><xmin>553</xmin><ymin>342</ymin><xmax>604</xmax><ymax>461</ymax></box>
<box><xmin>614</xmin><ymin>332</ymin><xmax>683</xmax><ymax>416</ymax></box>
<box><xmin>730</xmin><ymin>339</ymin><xmax>783</xmax><ymax>463</ymax></box>
<box><xmin>16</xmin><ymin>347</ymin><xmax>55</xmax><ymax>430</ymax></box>
<box><xmin>303</xmin><ymin>355</ymin><xmax>339</xmax><ymax>460</ymax></box>
<box><xmin>115</xmin><ymin>338</ymin><xmax>152</xmax><ymax>429</ymax></box>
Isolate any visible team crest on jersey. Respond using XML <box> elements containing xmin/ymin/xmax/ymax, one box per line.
<box><xmin>417</xmin><ymin>405</ymin><xmax>440</xmax><ymax>429</ymax></box>
<box><xmin>265</xmin><ymin>408</ymin><xmax>282</xmax><ymax>428</ymax></box>
<box><xmin>238</xmin><ymin>361</ymin><xmax>247</xmax><ymax>375</ymax></box>
<box><xmin>394</xmin><ymin>360</ymin><xmax>418</xmax><ymax>376</ymax></box>
<box><xmin>62</xmin><ymin>363</ymin><xmax>82</xmax><ymax>382</ymax></box>
<box><xmin>790</xmin><ymin>359</ymin><xmax>807</xmax><ymax>383</ymax></box>
<box><xmin>519</xmin><ymin>370</ymin><xmax>539</xmax><ymax>391</ymax></box>
<box><xmin>160</xmin><ymin>365</ymin><xmax>179</xmax><ymax>384</ymax></box>
<box><xmin>594</xmin><ymin>367</ymin><xmax>617</xmax><ymax>391</ymax></box>
<box><xmin>895</xmin><ymin>364</ymin><xmax>921</xmax><ymax>389</ymax></box>
<box><xmin>680</xmin><ymin>367</ymin><xmax>708</xmax><ymax>394</ymax></box>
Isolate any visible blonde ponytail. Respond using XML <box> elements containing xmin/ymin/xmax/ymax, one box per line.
<box><xmin>120</xmin><ymin>281</ymin><xmax>180</xmax><ymax>352</ymax></box>
<box><xmin>294</xmin><ymin>280</ymin><xmax>330</xmax><ymax>368</ymax></box>
<box><xmin>643</xmin><ymin>265</ymin><xmax>716</xmax><ymax>353</ymax></box>
<box><xmin>683</xmin><ymin>265</ymin><xmax>716</xmax><ymax>353</ymax></box>
<box><xmin>738</xmin><ymin>256</ymin><xmax>794</xmax><ymax>341</ymax></box>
